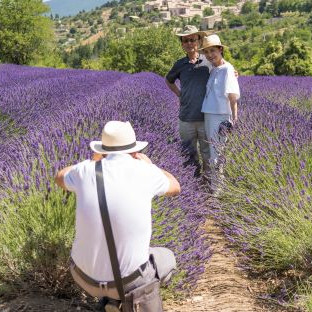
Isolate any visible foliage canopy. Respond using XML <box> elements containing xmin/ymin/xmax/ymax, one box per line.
<box><xmin>82</xmin><ymin>26</ymin><xmax>184</xmax><ymax>76</ymax></box>
<box><xmin>0</xmin><ymin>0</ymin><xmax>55</xmax><ymax>64</ymax></box>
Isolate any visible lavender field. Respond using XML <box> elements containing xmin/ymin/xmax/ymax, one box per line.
<box><xmin>1</xmin><ymin>64</ymin><xmax>312</xmax><ymax>308</ymax></box>
<box><xmin>216</xmin><ymin>76</ymin><xmax>312</xmax><ymax>308</ymax></box>
<box><xmin>0</xmin><ymin>64</ymin><xmax>209</xmax><ymax>296</ymax></box>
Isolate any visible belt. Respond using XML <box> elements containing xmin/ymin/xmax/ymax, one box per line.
<box><xmin>71</xmin><ymin>258</ymin><xmax>148</xmax><ymax>289</ymax></box>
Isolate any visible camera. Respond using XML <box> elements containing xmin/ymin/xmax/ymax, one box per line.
<box><xmin>218</xmin><ymin>120</ymin><xmax>233</xmax><ymax>136</ymax></box>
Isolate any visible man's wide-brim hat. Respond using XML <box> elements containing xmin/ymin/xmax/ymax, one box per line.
<box><xmin>175</xmin><ymin>25</ymin><xmax>206</xmax><ymax>38</ymax></box>
<box><xmin>199</xmin><ymin>34</ymin><xmax>225</xmax><ymax>50</ymax></box>
<box><xmin>90</xmin><ymin>121</ymin><xmax>148</xmax><ymax>154</ymax></box>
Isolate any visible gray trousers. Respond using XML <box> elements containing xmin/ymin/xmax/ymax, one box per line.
<box><xmin>70</xmin><ymin>247</ymin><xmax>176</xmax><ymax>300</ymax></box>
<box><xmin>179</xmin><ymin>120</ymin><xmax>210</xmax><ymax>175</ymax></box>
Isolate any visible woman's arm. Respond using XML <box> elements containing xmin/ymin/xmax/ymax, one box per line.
<box><xmin>228</xmin><ymin>93</ymin><xmax>238</xmax><ymax>122</ymax></box>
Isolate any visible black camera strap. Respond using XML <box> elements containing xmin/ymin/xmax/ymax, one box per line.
<box><xmin>95</xmin><ymin>160</ymin><xmax>126</xmax><ymax>302</ymax></box>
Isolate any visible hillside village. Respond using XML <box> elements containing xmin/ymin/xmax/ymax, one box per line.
<box><xmin>54</xmin><ymin>0</ymin><xmax>261</xmax><ymax>48</ymax></box>
<box><xmin>52</xmin><ymin>0</ymin><xmax>312</xmax><ymax>78</ymax></box>
<box><xmin>143</xmin><ymin>0</ymin><xmax>259</xmax><ymax>29</ymax></box>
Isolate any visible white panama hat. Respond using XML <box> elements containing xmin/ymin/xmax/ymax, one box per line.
<box><xmin>175</xmin><ymin>25</ymin><xmax>207</xmax><ymax>38</ymax></box>
<box><xmin>90</xmin><ymin>121</ymin><xmax>148</xmax><ymax>154</ymax></box>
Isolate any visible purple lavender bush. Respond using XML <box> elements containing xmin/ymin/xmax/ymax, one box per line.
<box><xmin>0</xmin><ymin>65</ymin><xmax>210</xmax><ymax>297</ymax></box>
<box><xmin>213</xmin><ymin>76</ymin><xmax>312</xmax><ymax>307</ymax></box>
<box><xmin>241</xmin><ymin>76</ymin><xmax>312</xmax><ymax>115</ymax></box>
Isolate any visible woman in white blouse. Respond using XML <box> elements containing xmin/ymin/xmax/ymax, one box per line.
<box><xmin>199</xmin><ymin>34</ymin><xmax>240</xmax><ymax>191</ymax></box>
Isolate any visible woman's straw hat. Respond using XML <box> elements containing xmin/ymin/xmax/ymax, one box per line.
<box><xmin>199</xmin><ymin>34</ymin><xmax>225</xmax><ymax>50</ymax></box>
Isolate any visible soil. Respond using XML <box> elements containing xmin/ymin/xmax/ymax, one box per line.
<box><xmin>78</xmin><ymin>9</ymin><xmax>112</xmax><ymax>46</ymax></box>
<box><xmin>80</xmin><ymin>31</ymin><xmax>105</xmax><ymax>46</ymax></box>
<box><xmin>0</xmin><ymin>218</ymin><xmax>294</xmax><ymax>312</ymax></box>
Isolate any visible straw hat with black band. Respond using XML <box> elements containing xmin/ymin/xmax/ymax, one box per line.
<box><xmin>175</xmin><ymin>25</ymin><xmax>209</xmax><ymax>42</ymax></box>
<box><xmin>90</xmin><ymin>121</ymin><xmax>148</xmax><ymax>154</ymax></box>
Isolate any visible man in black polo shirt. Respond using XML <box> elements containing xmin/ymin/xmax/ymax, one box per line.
<box><xmin>166</xmin><ymin>25</ymin><xmax>210</xmax><ymax>178</ymax></box>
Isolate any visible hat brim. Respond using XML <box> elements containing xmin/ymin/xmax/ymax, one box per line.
<box><xmin>197</xmin><ymin>31</ymin><xmax>211</xmax><ymax>38</ymax></box>
<box><xmin>176</xmin><ymin>32</ymin><xmax>197</xmax><ymax>37</ymax></box>
<box><xmin>199</xmin><ymin>44</ymin><xmax>225</xmax><ymax>50</ymax></box>
<box><xmin>90</xmin><ymin>141</ymin><xmax>148</xmax><ymax>154</ymax></box>
<box><xmin>176</xmin><ymin>31</ymin><xmax>209</xmax><ymax>37</ymax></box>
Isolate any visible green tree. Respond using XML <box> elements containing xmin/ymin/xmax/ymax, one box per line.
<box><xmin>256</xmin><ymin>38</ymin><xmax>312</xmax><ymax>76</ymax></box>
<box><xmin>241</xmin><ymin>1</ymin><xmax>257</xmax><ymax>14</ymax></box>
<box><xmin>259</xmin><ymin>0</ymin><xmax>267</xmax><ymax>13</ymax></box>
<box><xmin>265</xmin><ymin>0</ymin><xmax>279</xmax><ymax>16</ymax></box>
<box><xmin>255</xmin><ymin>41</ymin><xmax>283</xmax><ymax>75</ymax></box>
<box><xmin>0</xmin><ymin>0</ymin><xmax>54</xmax><ymax>64</ymax></box>
<box><xmin>301</xmin><ymin>0</ymin><xmax>312</xmax><ymax>12</ymax></box>
<box><xmin>278</xmin><ymin>0</ymin><xmax>301</xmax><ymax>13</ymax></box>
<box><xmin>98</xmin><ymin>26</ymin><xmax>183</xmax><ymax>76</ymax></box>
<box><xmin>307</xmin><ymin>13</ymin><xmax>312</xmax><ymax>26</ymax></box>
<box><xmin>256</xmin><ymin>62</ymin><xmax>275</xmax><ymax>75</ymax></box>
<box><xmin>109</xmin><ymin>8</ymin><xmax>119</xmax><ymax>19</ymax></box>
<box><xmin>190</xmin><ymin>14</ymin><xmax>201</xmax><ymax>26</ymax></box>
<box><xmin>228</xmin><ymin>16</ymin><xmax>243</xmax><ymax>28</ymax></box>
<box><xmin>275</xmin><ymin>38</ymin><xmax>312</xmax><ymax>75</ymax></box>
<box><xmin>69</xmin><ymin>27</ymin><xmax>77</xmax><ymax>34</ymax></box>
<box><xmin>203</xmin><ymin>7</ymin><xmax>214</xmax><ymax>17</ymax></box>
<box><xmin>244</xmin><ymin>12</ymin><xmax>263</xmax><ymax>27</ymax></box>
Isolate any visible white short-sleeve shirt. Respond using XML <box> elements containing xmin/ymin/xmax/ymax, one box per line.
<box><xmin>64</xmin><ymin>154</ymin><xmax>169</xmax><ymax>281</ymax></box>
<box><xmin>201</xmin><ymin>61</ymin><xmax>240</xmax><ymax>115</ymax></box>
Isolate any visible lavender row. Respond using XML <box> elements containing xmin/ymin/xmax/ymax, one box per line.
<box><xmin>0</xmin><ymin>65</ymin><xmax>210</xmax><ymax>294</ymax></box>
<box><xmin>213</xmin><ymin>76</ymin><xmax>312</xmax><ymax>305</ymax></box>
<box><xmin>240</xmin><ymin>76</ymin><xmax>312</xmax><ymax>117</ymax></box>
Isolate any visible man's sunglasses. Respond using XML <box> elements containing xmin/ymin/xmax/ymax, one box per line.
<box><xmin>181</xmin><ymin>38</ymin><xmax>198</xmax><ymax>43</ymax></box>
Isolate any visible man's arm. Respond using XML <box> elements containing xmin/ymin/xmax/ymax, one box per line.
<box><xmin>228</xmin><ymin>93</ymin><xmax>238</xmax><ymax>123</ymax></box>
<box><xmin>55</xmin><ymin>166</ymin><xmax>73</xmax><ymax>190</ymax></box>
<box><xmin>132</xmin><ymin>152</ymin><xmax>181</xmax><ymax>196</ymax></box>
<box><xmin>165</xmin><ymin>78</ymin><xmax>181</xmax><ymax>98</ymax></box>
<box><xmin>161</xmin><ymin>169</ymin><xmax>181</xmax><ymax>196</ymax></box>
<box><xmin>55</xmin><ymin>154</ymin><xmax>105</xmax><ymax>190</ymax></box>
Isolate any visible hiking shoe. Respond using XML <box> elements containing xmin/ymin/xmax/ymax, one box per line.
<box><xmin>95</xmin><ymin>297</ymin><xmax>108</xmax><ymax>311</ymax></box>
<box><xmin>105</xmin><ymin>299</ymin><xmax>121</xmax><ymax>312</ymax></box>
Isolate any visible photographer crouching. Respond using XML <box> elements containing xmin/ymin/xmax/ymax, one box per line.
<box><xmin>55</xmin><ymin>121</ymin><xmax>181</xmax><ymax>312</ymax></box>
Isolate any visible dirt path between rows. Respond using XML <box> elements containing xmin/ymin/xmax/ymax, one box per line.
<box><xmin>165</xmin><ymin>218</ymin><xmax>284</xmax><ymax>312</ymax></box>
<box><xmin>0</xmin><ymin>218</ymin><xmax>290</xmax><ymax>312</ymax></box>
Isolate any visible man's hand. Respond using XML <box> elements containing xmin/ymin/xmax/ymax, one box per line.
<box><xmin>165</xmin><ymin>79</ymin><xmax>181</xmax><ymax>98</ymax></box>
<box><xmin>92</xmin><ymin>153</ymin><xmax>105</xmax><ymax>161</ymax></box>
<box><xmin>55</xmin><ymin>165</ymin><xmax>73</xmax><ymax>190</ymax></box>
<box><xmin>132</xmin><ymin>152</ymin><xmax>153</xmax><ymax>164</ymax></box>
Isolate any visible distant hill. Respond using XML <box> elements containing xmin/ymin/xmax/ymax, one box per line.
<box><xmin>45</xmin><ymin>0</ymin><xmax>110</xmax><ymax>17</ymax></box>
